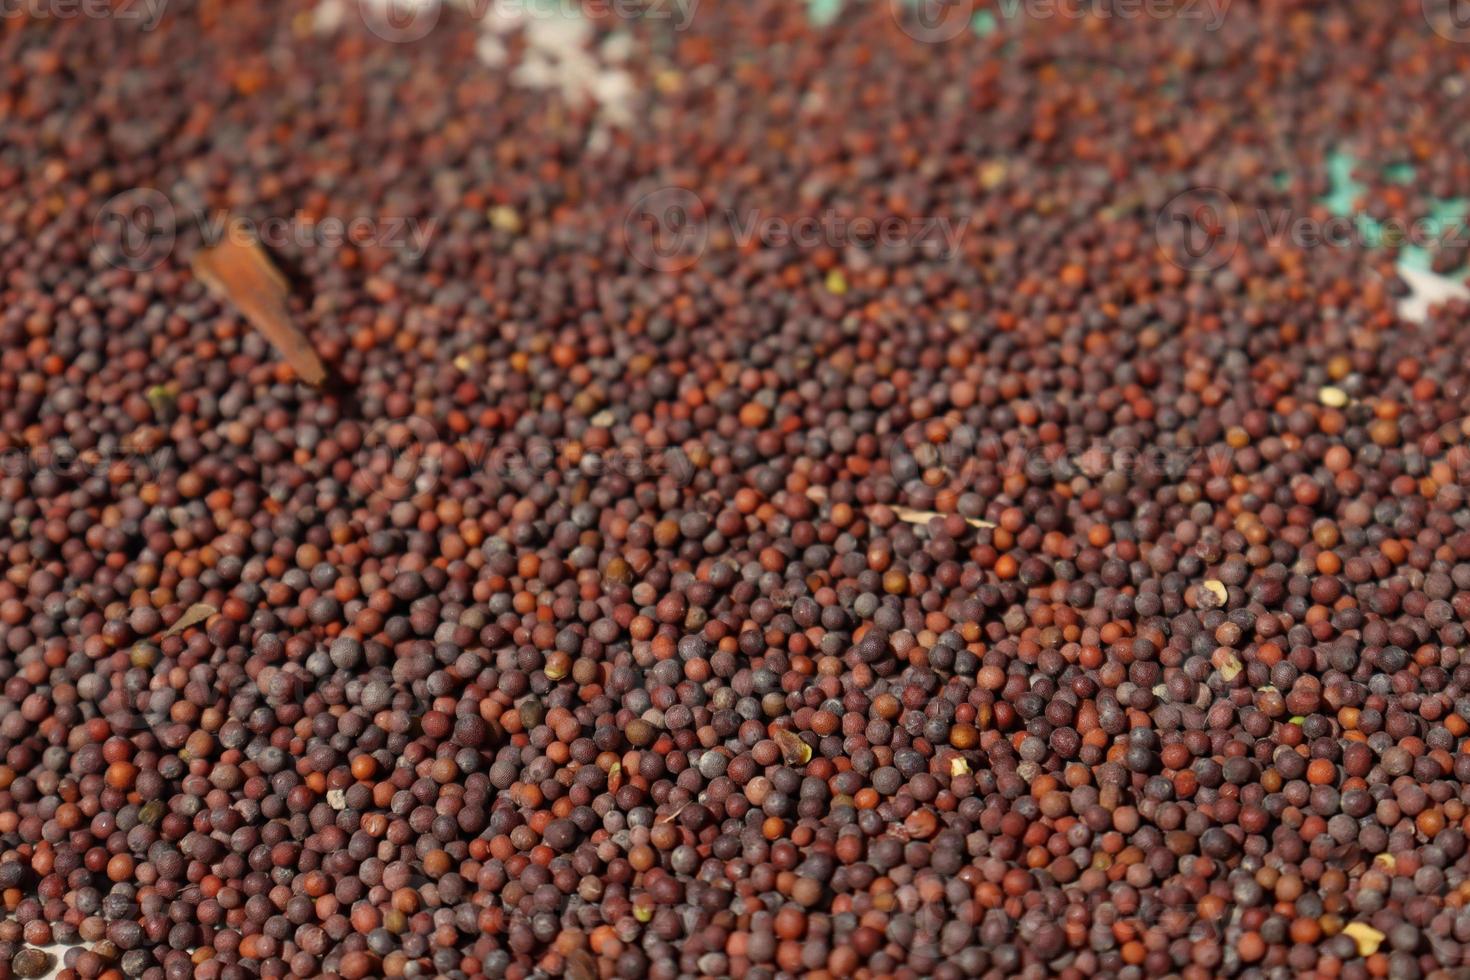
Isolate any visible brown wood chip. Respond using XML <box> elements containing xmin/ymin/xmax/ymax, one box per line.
<box><xmin>192</xmin><ymin>234</ymin><xmax>327</xmax><ymax>385</ymax></box>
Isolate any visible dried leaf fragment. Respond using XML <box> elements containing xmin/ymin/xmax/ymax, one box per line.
<box><xmin>192</xmin><ymin>235</ymin><xmax>327</xmax><ymax>385</ymax></box>
<box><xmin>888</xmin><ymin>505</ymin><xmax>997</xmax><ymax>530</ymax></box>
<box><xmin>162</xmin><ymin>602</ymin><xmax>218</xmax><ymax>638</ymax></box>
<box><xmin>773</xmin><ymin>728</ymin><xmax>813</xmax><ymax>766</ymax></box>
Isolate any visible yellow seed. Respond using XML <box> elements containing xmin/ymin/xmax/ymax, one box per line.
<box><xmin>1341</xmin><ymin>922</ymin><xmax>1385</xmax><ymax>957</ymax></box>
<box><xmin>488</xmin><ymin>206</ymin><xmax>522</xmax><ymax>233</ymax></box>
<box><xmin>1318</xmin><ymin>385</ymin><xmax>1349</xmax><ymax>408</ymax></box>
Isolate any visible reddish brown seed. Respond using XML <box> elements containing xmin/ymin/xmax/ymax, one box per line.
<box><xmin>5</xmin><ymin>7</ymin><xmax>1470</xmax><ymax>980</ymax></box>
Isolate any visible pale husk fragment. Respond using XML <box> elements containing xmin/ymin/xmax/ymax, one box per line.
<box><xmin>889</xmin><ymin>505</ymin><xmax>997</xmax><ymax>530</ymax></box>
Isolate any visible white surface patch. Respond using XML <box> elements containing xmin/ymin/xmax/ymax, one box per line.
<box><xmin>1396</xmin><ymin>264</ymin><xmax>1470</xmax><ymax>323</ymax></box>
<box><xmin>315</xmin><ymin>0</ymin><xmax>639</xmax><ymax>127</ymax></box>
<box><xmin>486</xmin><ymin>2</ymin><xmax>636</xmax><ymax>126</ymax></box>
<box><xmin>313</xmin><ymin>0</ymin><xmax>346</xmax><ymax>34</ymax></box>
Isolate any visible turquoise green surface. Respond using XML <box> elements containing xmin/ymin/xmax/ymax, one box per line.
<box><xmin>1320</xmin><ymin>150</ymin><xmax>1468</xmax><ymax>276</ymax></box>
<box><xmin>1384</xmin><ymin>162</ymin><xmax>1416</xmax><ymax>185</ymax></box>
<box><xmin>805</xmin><ymin>0</ymin><xmax>842</xmax><ymax>27</ymax></box>
<box><xmin>1321</xmin><ymin>150</ymin><xmax>1366</xmax><ymax>217</ymax></box>
<box><xmin>796</xmin><ymin>0</ymin><xmax>1470</xmax><ymax>281</ymax></box>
